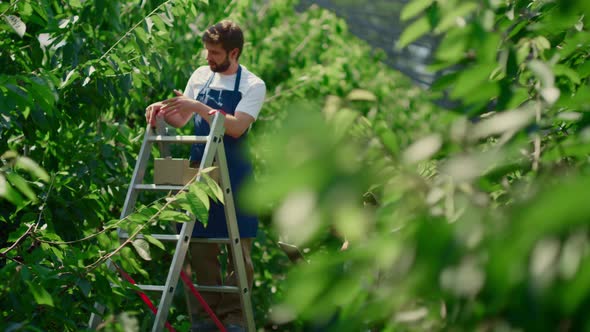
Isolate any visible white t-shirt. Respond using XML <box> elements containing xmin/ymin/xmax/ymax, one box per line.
<box><xmin>183</xmin><ymin>65</ymin><xmax>266</xmax><ymax>120</ymax></box>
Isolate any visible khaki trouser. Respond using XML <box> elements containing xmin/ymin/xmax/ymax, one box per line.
<box><xmin>183</xmin><ymin>238</ymin><xmax>254</xmax><ymax>326</ymax></box>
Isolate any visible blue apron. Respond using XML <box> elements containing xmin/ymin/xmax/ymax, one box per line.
<box><xmin>189</xmin><ymin>66</ymin><xmax>258</xmax><ymax>238</ymax></box>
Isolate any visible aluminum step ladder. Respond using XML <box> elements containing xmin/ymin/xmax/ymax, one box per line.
<box><xmin>88</xmin><ymin>112</ymin><xmax>255</xmax><ymax>331</ymax></box>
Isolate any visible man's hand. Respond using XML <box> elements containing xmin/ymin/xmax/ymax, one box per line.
<box><xmin>160</xmin><ymin>90</ymin><xmax>202</xmax><ymax>118</ymax></box>
<box><xmin>145</xmin><ymin>101</ymin><xmax>164</xmax><ymax>127</ymax></box>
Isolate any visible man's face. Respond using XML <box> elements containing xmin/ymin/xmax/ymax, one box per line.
<box><xmin>205</xmin><ymin>42</ymin><xmax>232</xmax><ymax>73</ymax></box>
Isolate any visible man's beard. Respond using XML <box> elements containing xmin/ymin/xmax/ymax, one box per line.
<box><xmin>210</xmin><ymin>55</ymin><xmax>231</xmax><ymax>73</ymax></box>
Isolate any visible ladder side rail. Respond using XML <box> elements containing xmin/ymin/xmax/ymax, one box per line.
<box><xmin>216</xmin><ymin>142</ymin><xmax>256</xmax><ymax>332</ymax></box>
<box><xmin>89</xmin><ymin>125</ymin><xmax>155</xmax><ymax>328</ymax></box>
<box><xmin>152</xmin><ymin>112</ymin><xmax>225</xmax><ymax>332</ymax></box>
<box><xmin>155</xmin><ymin>117</ymin><xmax>172</xmax><ymax>158</ymax></box>
<box><xmin>119</xmin><ymin>125</ymin><xmax>157</xmax><ymax>222</ymax></box>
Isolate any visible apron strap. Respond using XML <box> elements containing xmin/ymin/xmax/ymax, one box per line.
<box><xmin>203</xmin><ymin>71</ymin><xmax>215</xmax><ymax>91</ymax></box>
<box><xmin>234</xmin><ymin>65</ymin><xmax>242</xmax><ymax>92</ymax></box>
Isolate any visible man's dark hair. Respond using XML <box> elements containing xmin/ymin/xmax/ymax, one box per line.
<box><xmin>202</xmin><ymin>20</ymin><xmax>244</xmax><ymax>59</ymax></box>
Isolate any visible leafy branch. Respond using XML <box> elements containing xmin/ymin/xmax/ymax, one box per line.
<box><xmin>98</xmin><ymin>0</ymin><xmax>174</xmax><ymax>61</ymax></box>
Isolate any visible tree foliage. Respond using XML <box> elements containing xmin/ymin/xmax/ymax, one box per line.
<box><xmin>247</xmin><ymin>0</ymin><xmax>590</xmax><ymax>331</ymax></box>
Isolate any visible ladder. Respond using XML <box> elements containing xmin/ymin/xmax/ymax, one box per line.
<box><xmin>88</xmin><ymin>112</ymin><xmax>255</xmax><ymax>332</ymax></box>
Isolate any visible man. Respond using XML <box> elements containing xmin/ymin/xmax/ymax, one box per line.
<box><xmin>145</xmin><ymin>20</ymin><xmax>266</xmax><ymax>332</ymax></box>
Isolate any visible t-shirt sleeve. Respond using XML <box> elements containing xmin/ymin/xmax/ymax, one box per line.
<box><xmin>235</xmin><ymin>81</ymin><xmax>266</xmax><ymax>120</ymax></box>
<box><xmin>183</xmin><ymin>72</ymin><xmax>196</xmax><ymax>99</ymax></box>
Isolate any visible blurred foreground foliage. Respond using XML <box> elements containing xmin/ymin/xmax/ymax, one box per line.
<box><xmin>1</xmin><ymin>0</ymin><xmax>590</xmax><ymax>331</ymax></box>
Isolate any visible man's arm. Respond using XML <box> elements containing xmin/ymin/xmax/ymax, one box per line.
<box><xmin>159</xmin><ymin>90</ymin><xmax>255</xmax><ymax>137</ymax></box>
<box><xmin>197</xmin><ymin>108</ymin><xmax>255</xmax><ymax>138</ymax></box>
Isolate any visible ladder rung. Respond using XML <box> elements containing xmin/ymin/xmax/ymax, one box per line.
<box><xmin>134</xmin><ymin>184</ymin><xmax>187</xmax><ymax>191</ymax></box>
<box><xmin>119</xmin><ymin>233</ymin><xmax>231</xmax><ymax>245</ymax></box>
<box><xmin>190</xmin><ymin>237</ymin><xmax>231</xmax><ymax>244</ymax></box>
<box><xmin>195</xmin><ymin>285</ymin><xmax>240</xmax><ymax>293</ymax></box>
<box><xmin>137</xmin><ymin>284</ymin><xmax>240</xmax><ymax>294</ymax></box>
<box><xmin>137</xmin><ymin>285</ymin><xmax>166</xmax><ymax>292</ymax></box>
<box><xmin>148</xmin><ymin>135</ymin><xmax>208</xmax><ymax>144</ymax></box>
<box><xmin>119</xmin><ymin>233</ymin><xmax>180</xmax><ymax>241</ymax></box>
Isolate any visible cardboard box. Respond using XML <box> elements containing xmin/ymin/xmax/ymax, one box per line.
<box><xmin>154</xmin><ymin>158</ymin><xmax>198</xmax><ymax>185</ymax></box>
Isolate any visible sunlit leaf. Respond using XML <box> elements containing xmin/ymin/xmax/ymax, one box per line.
<box><xmin>145</xmin><ymin>17</ymin><xmax>154</xmax><ymax>34</ymax></box>
<box><xmin>346</xmin><ymin>89</ymin><xmax>376</xmax><ymax>102</ymax></box>
<box><xmin>60</xmin><ymin>69</ymin><xmax>80</xmax><ymax>89</ymax></box>
<box><xmin>201</xmin><ymin>170</ymin><xmax>224</xmax><ymax>203</ymax></box>
<box><xmin>15</xmin><ymin>157</ymin><xmax>50</xmax><ymax>182</ymax></box>
<box><xmin>159</xmin><ymin>209</ymin><xmax>191</xmax><ymax>222</ymax></box>
<box><xmin>143</xmin><ymin>234</ymin><xmax>165</xmax><ymax>251</ymax></box>
<box><xmin>25</xmin><ymin>281</ymin><xmax>54</xmax><ymax>307</ymax></box>
<box><xmin>434</xmin><ymin>2</ymin><xmax>478</xmax><ymax>34</ymax></box>
<box><xmin>5</xmin><ymin>172</ymin><xmax>37</xmax><ymax>202</ymax></box>
<box><xmin>184</xmin><ymin>187</ymin><xmax>209</xmax><ymax>227</ymax></box>
<box><xmin>400</xmin><ymin>0</ymin><xmax>434</xmax><ymax>21</ymax></box>
<box><xmin>190</xmin><ymin>182</ymin><xmax>210</xmax><ymax>211</ymax></box>
<box><xmin>469</xmin><ymin>107</ymin><xmax>535</xmax><ymax>140</ymax></box>
<box><xmin>0</xmin><ymin>180</ymin><xmax>24</xmax><ymax>206</ymax></box>
<box><xmin>4</xmin><ymin>15</ymin><xmax>26</xmax><ymax>38</ymax></box>
<box><xmin>397</xmin><ymin>16</ymin><xmax>430</xmax><ymax>49</ymax></box>
<box><xmin>132</xmin><ymin>239</ymin><xmax>151</xmax><ymax>260</ymax></box>
<box><xmin>533</xmin><ymin>36</ymin><xmax>551</xmax><ymax>52</ymax></box>
<box><xmin>403</xmin><ymin>134</ymin><xmax>442</xmax><ymax>164</ymax></box>
<box><xmin>528</xmin><ymin>60</ymin><xmax>554</xmax><ymax>88</ymax></box>
<box><xmin>541</xmin><ymin>87</ymin><xmax>560</xmax><ymax>105</ymax></box>
<box><xmin>0</xmin><ymin>174</ymin><xmax>6</xmax><ymax>197</ymax></box>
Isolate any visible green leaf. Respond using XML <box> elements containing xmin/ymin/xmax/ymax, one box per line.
<box><xmin>132</xmin><ymin>239</ymin><xmax>151</xmax><ymax>260</ymax></box>
<box><xmin>69</xmin><ymin>0</ymin><xmax>82</xmax><ymax>8</ymax></box>
<box><xmin>77</xmin><ymin>278</ymin><xmax>92</xmax><ymax>298</ymax></box>
<box><xmin>553</xmin><ymin>64</ymin><xmax>581</xmax><ymax>84</ymax></box>
<box><xmin>373</xmin><ymin>120</ymin><xmax>399</xmax><ymax>157</ymax></box>
<box><xmin>435</xmin><ymin>28</ymin><xmax>468</xmax><ymax>63</ymax></box>
<box><xmin>0</xmin><ymin>180</ymin><xmax>24</xmax><ymax>206</ymax></box>
<box><xmin>533</xmin><ymin>36</ymin><xmax>551</xmax><ymax>52</ymax></box>
<box><xmin>462</xmin><ymin>81</ymin><xmax>500</xmax><ymax>105</ymax></box>
<box><xmin>505</xmin><ymin>87</ymin><xmax>530</xmax><ymax>110</ymax></box>
<box><xmin>400</xmin><ymin>0</ymin><xmax>434</xmax><ymax>21</ymax></box>
<box><xmin>185</xmin><ymin>186</ymin><xmax>209</xmax><ymax>227</ymax></box>
<box><xmin>135</xmin><ymin>27</ymin><xmax>149</xmax><ymax>44</ymax></box>
<box><xmin>516</xmin><ymin>41</ymin><xmax>531</xmax><ymax>65</ymax></box>
<box><xmin>450</xmin><ymin>62</ymin><xmax>496</xmax><ymax>99</ymax></box>
<box><xmin>150</xmin><ymin>14</ymin><xmax>166</xmax><ymax>32</ymax></box>
<box><xmin>15</xmin><ymin>156</ymin><xmax>50</xmax><ymax>181</ymax></box>
<box><xmin>143</xmin><ymin>234</ymin><xmax>165</xmax><ymax>251</ymax></box>
<box><xmin>346</xmin><ymin>89</ymin><xmax>376</xmax><ymax>102</ymax></box>
<box><xmin>60</xmin><ymin>69</ymin><xmax>80</xmax><ymax>89</ymax></box>
<box><xmin>5</xmin><ymin>172</ymin><xmax>37</xmax><ymax>202</ymax></box>
<box><xmin>329</xmin><ymin>108</ymin><xmax>360</xmax><ymax>141</ymax></box>
<box><xmin>201</xmin><ymin>171</ymin><xmax>224</xmax><ymax>204</ymax></box>
<box><xmin>397</xmin><ymin>16</ymin><xmax>430</xmax><ymax>49</ymax></box>
<box><xmin>0</xmin><ymin>174</ymin><xmax>6</xmax><ymax>197</ymax></box>
<box><xmin>159</xmin><ymin>209</ymin><xmax>191</xmax><ymax>222</ymax></box>
<box><xmin>25</xmin><ymin>281</ymin><xmax>54</xmax><ymax>307</ymax></box>
<box><xmin>190</xmin><ymin>182</ymin><xmax>210</xmax><ymax>211</ymax></box>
